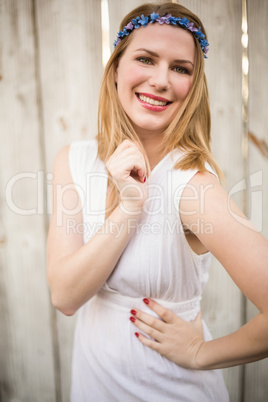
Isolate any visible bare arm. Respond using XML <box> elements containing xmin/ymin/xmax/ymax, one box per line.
<box><xmin>47</xmin><ymin>141</ymin><xmax>147</xmax><ymax>315</ymax></box>
<box><xmin>130</xmin><ymin>171</ymin><xmax>268</xmax><ymax>369</ymax></box>
<box><xmin>182</xmin><ymin>172</ymin><xmax>268</xmax><ymax>369</ymax></box>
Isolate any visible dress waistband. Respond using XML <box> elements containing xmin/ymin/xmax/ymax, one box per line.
<box><xmin>96</xmin><ymin>288</ymin><xmax>201</xmax><ymax>321</ymax></box>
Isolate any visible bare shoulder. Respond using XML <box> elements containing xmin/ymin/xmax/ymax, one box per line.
<box><xmin>188</xmin><ymin>170</ymin><xmax>220</xmax><ymax>185</ymax></box>
<box><xmin>52</xmin><ymin>145</ymin><xmax>72</xmax><ymax>184</ymax></box>
<box><xmin>54</xmin><ymin>144</ymin><xmax>70</xmax><ymax>161</ymax></box>
<box><xmin>184</xmin><ymin>170</ymin><xmax>222</xmax><ymax>194</ymax></box>
<box><xmin>180</xmin><ymin>170</ymin><xmax>230</xmax><ymax>220</ymax></box>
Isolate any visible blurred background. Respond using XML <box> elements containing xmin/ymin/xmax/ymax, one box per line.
<box><xmin>0</xmin><ymin>0</ymin><xmax>267</xmax><ymax>401</ymax></box>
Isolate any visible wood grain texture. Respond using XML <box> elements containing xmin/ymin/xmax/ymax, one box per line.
<box><xmin>0</xmin><ymin>0</ymin><xmax>56</xmax><ymax>400</ymax></box>
<box><xmin>245</xmin><ymin>0</ymin><xmax>268</xmax><ymax>401</ymax></box>
<box><xmin>35</xmin><ymin>0</ymin><xmax>103</xmax><ymax>167</ymax></box>
<box><xmin>35</xmin><ymin>0</ymin><xmax>103</xmax><ymax>400</ymax></box>
<box><xmin>108</xmin><ymin>0</ymin><xmax>147</xmax><ymax>51</ymax></box>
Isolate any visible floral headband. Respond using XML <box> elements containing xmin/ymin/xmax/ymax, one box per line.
<box><xmin>113</xmin><ymin>12</ymin><xmax>209</xmax><ymax>58</ymax></box>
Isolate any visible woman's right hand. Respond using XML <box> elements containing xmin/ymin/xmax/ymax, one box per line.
<box><xmin>47</xmin><ymin>142</ymin><xmax>148</xmax><ymax>315</ymax></box>
<box><xmin>106</xmin><ymin>140</ymin><xmax>148</xmax><ymax>212</ymax></box>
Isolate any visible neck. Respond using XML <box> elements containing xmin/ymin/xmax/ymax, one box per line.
<box><xmin>139</xmin><ymin>134</ymin><xmax>165</xmax><ymax>171</ymax></box>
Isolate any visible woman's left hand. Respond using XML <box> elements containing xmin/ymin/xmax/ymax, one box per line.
<box><xmin>130</xmin><ymin>298</ymin><xmax>205</xmax><ymax>369</ymax></box>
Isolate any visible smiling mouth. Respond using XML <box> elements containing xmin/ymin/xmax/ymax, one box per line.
<box><xmin>137</xmin><ymin>93</ymin><xmax>171</xmax><ymax>107</ymax></box>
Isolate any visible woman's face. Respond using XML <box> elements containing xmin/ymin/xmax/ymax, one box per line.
<box><xmin>115</xmin><ymin>23</ymin><xmax>196</xmax><ymax>140</ymax></box>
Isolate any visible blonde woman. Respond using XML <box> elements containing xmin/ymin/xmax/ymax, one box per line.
<box><xmin>47</xmin><ymin>2</ymin><xmax>268</xmax><ymax>401</ymax></box>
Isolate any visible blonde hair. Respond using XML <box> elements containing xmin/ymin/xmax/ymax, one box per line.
<box><xmin>97</xmin><ymin>2</ymin><xmax>223</xmax><ymax>214</ymax></box>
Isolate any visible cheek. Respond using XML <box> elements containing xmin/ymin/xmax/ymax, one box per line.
<box><xmin>174</xmin><ymin>78</ymin><xmax>193</xmax><ymax>100</ymax></box>
<box><xmin>185</xmin><ymin>78</ymin><xmax>193</xmax><ymax>97</ymax></box>
<box><xmin>118</xmin><ymin>65</ymin><xmax>146</xmax><ymax>89</ymax></box>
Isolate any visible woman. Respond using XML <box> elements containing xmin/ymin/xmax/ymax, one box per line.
<box><xmin>47</xmin><ymin>2</ymin><xmax>268</xmax><ymax>401</ymax></box>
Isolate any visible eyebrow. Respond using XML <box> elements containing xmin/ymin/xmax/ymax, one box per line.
<box><xmin>135</xmin><ymin>48</ymin><xmax>194</xmax><ymax>67</ymax></box>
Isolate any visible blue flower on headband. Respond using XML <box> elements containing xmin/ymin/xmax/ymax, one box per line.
<box><xmin>194</xmin><ymin>28</ymin><xmax>206</xmax><ymax>39</ymax></box>
<box><xmin>113</xmin><ymin>12</ymin><xmax>210</xmax><ymax>58</ymax></box>
<box><xmin>150</xmin><ymin>12</ymin><xmax>159</xmax><ymax>22</ymax></box>
<box><xmin>169</xmin><ymin>16</ymin><xmax>179</xmax><ymax>25</ymax></box>
<box><xmin>179</xmin><ymin>17</ymin><xmax>190</xmax><ymax>28</ymax></box>
<box><xmin>118</xmin><ymin>30</ymin><xmax>126</xmax><ymax>38</ymax></box>
<box><xmin>199</xmin><ymin>38</ymin><xmax>208</xmax><ymax>47</ymax></box>
<box><xmin>132</xmin><ymin>18</ymin><xmax>140</xmax><ymax>29</ymax></box>
<box><xmin>138</xmin><ymin>14</ymin><xmax>149</xmax><ymax>26</ymax></box>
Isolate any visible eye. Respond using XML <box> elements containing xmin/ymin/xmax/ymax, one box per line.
<box><xmin>172</xmin><ymin>66</ymin><xmax>189</xmax><ymax>74</ymax></box>
<box><xmin>137</xmin><ymin>57</ymin><xmax>153</xmax><ymax>65</ymax></box>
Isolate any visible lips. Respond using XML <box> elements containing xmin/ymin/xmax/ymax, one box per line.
<box><xmin>136</xmin><ymin>92</ymin><xmax>171</xmax><ymax>107</ymax></box>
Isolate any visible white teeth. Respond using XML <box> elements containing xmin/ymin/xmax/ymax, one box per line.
<box><xmin>138</xmin><ymin>94</ymin><xmax>168</xmax><ymax>106</ymax></box>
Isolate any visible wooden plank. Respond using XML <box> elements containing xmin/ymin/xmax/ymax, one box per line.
<box><xmin>35</xmin><ymin>0</ymin><xmax>103</xmax><ymax>167</ymax></box>
<box><xmin>0</xmin><ymin>0</ymin><xmax>56</xmax><ymax>400</ymax></box>
<box><xmin>245</xmin><ymin>0</ymin><xmax>268</xmax><ymax>400</ymax></box>
<box><xmin>108</xmin><ymin>0</ymin><xmax>148</xmax><ymax>51</ymax></box>
<box><xmin>35</xmin><ymin>0</ymin><xmax>103</xmax><ymax>400</ymax></box>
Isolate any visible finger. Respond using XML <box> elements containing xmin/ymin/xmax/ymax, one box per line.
<box><xmin>142</xmin><ymin>298</ymin><xmax>179</xmax><ymax>324</ymax></box>
<box><xmin>116</xmin><ymin>140</ymin><xmax>143</xmax><ymax>157</ymax></box>
<box><xmin>107</xmin><ymin>160</ymin><xmax>145</xmax><ymax>183</ymax></box>
<box><xmin>120</xmin><ymin>159</ymin><xmax>146</xmax><ymax>183</ymax></box>
<box><xmin>108</xmin><ymin>148</ymin><xmax>147</xmax><ymax>179</ymax></box>
<box><xmin>106</xmin><ymin>141</ymin><xmax>130</xmax><ymax>161</ymax></box>
<box><xmin>130</xmin><ymin>316</ymin><xmax>163</xmax><ymax>342</ymax></box>
<box><xmin>119</xmin><ymin>153</ymin><xmax>145</xmax><ymax>172</ymax></box>
<box><xmin>130</xmin><ymin>166</ymin><xmax>146</xmax><ymax>183</ymax></box>
<box><xmin>134</xmin><ymin>331</ymin><xmax>162</xmax><ymax>353</ymax></box>
<box><xmin>130</xmin><ymin>309</ymin><xmax>164</xmax><ymax>332</ymax></box>
<box><xmin>131</xmin><ymin>165</ymin><xmax>146</xmax><ymax>178</ymax></box>
<box><xmin>107</xmin><ymin>142</ymin><xmax>137</xmax><ymax>165</ymax></box>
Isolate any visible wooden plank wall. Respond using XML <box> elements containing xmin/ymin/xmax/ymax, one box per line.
<box><xmin>35</xmin><ymin>1</ymin><xmax>103</xmax><ymax>400</ymax></box>
<box><xmin>0</xmin><ymin>1</ymin><xmax>56</xmax><ymax>400</ymax></box>
<box><xmin>245</xmin><ymin>0</ymin><xmax>268</xmax><ymax>401</ymax></box>
<box><xmin>0</xmin><ymin>0</ymin><xmax>267</xmax><ymax>401</ymax></box>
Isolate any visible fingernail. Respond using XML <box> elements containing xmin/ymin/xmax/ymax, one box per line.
<box><xmin>130</xmin><ymin>316</ymin><xmax>136</xmax><ymax>323</ymax></box>
<box><xmin>135</xmin><ymin>332</ymin><xmax>139</xmax><ymax>338</ymax></box>
<box><xmin>143</xmin><ymin>298</ymin><xmax>149</xmax><ymax>305</ymax></box>
<box><xmin>143</xmin><ymin>176</ymin><xmax>146</xmax><ymax>183</ymax></box>
<box><xmin>130</xmin><ymin>309</ymin><xmax>137</xmax><ymax>315</ymax></box>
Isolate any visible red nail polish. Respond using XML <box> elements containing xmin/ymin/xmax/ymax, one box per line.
<box><xmin>130</xmin><ymin>309</ymin><xmax>137</xmax><ymax>315</ymax></box>
<box><xmin>130</xmin><ymin>316</ymin><xmax>136</xmax><ymax>323</ymax></box>
<box><xmin>143</xmin><ymin>298</ymin><xmax>150</xmax><ymax>305</ymax></box>
<box><xmin>143</xmin><ymin>176</ymin><xmax>146</xmax><ymax>183</ymax></box>
<box><xmin>135</xmin><ymin>332</ymin><xmax>139</xmax><ymax>338</ymax></box>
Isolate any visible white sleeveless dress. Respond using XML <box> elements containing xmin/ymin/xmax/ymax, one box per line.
<box><xmin>69</xmin><ymin>140</ymin><xmax>229</xmax><ymax>402</ymax></box>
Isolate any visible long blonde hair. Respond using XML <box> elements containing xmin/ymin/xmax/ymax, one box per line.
<box><xmin>97</xmin><ymin>2</ymin><xmax>223</xmax><ymax>213</ymax></box>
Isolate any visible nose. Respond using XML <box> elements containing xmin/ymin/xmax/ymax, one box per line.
<box><xmin>148</xmin><ymin>64</ymin><xmax>170</xmax><ymax>91</ymax></box>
